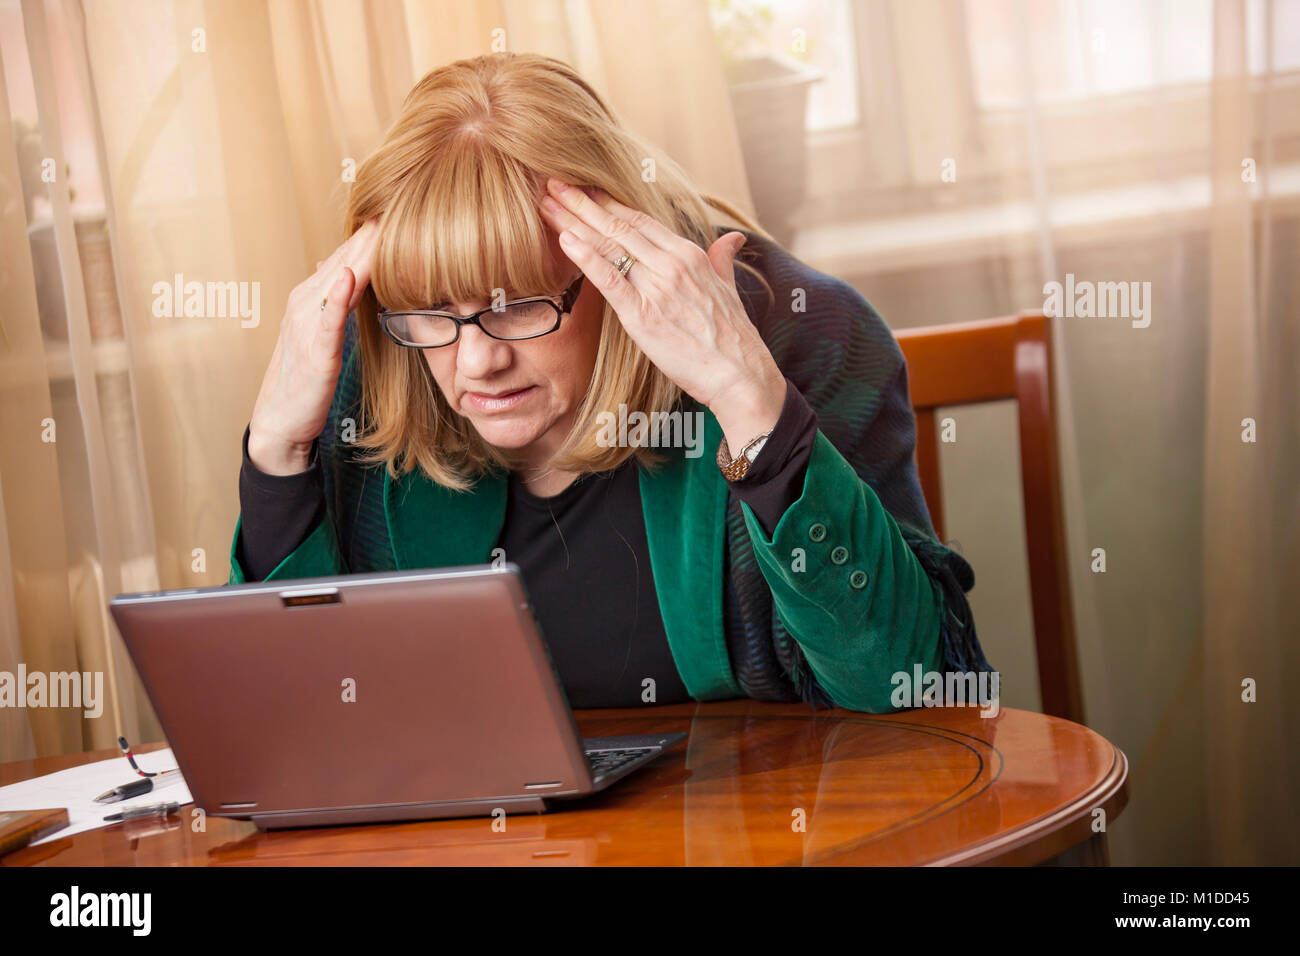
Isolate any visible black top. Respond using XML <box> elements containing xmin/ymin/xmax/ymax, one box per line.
<box><xmin>235</xmin><ymin>378</ymin><xmax>820</xmax><ymax>707</ymax></box>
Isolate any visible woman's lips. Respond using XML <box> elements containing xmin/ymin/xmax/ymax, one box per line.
<box><xmin>465</xmin><ymin>386</ymin><xmax>536</xmax><ymax>413</ymax></box>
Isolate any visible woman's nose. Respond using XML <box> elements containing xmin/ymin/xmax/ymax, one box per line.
<box><xmin>454</xmin><ymin>322</ymin><xmax>512</xmax><ymax>377</ymax></box>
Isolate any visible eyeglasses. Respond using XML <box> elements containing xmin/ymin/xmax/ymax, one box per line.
<box><xmin>378</xmin><ymin>272</ymin><xmax>585</xmax><ymax>348</ymax></box>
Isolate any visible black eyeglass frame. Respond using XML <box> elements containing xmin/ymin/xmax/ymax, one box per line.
<box><xmin>378</xmin><ymin>271</ymin><xmax>585</xmax><ymax>349</ymax></box>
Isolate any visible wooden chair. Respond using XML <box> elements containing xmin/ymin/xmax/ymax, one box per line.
<box><xmin>894</xmin><ymin>312</ymin><xmax>1084</xmax><ymax>724</ymax></box>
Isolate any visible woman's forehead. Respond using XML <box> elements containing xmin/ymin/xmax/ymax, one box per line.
<box><xmin>374</xmin><ymin>192</ymin><xmax>568</xmax><ymax>309</ymax></box>
<box><xmin>436</xmin><ymin>227</ymin><xmax>568</xmax><ymax>300</ymax></box>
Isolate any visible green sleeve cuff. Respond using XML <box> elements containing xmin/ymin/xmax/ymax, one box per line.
<box><xmin>228</xmin><ymin>512</ymin><xmax>346</xmax><ymax>585</ymax></box>
<box><xmin>737</xmin><ymin>430</ymin><xmax>943</xmax><ymax>711</ymax></box>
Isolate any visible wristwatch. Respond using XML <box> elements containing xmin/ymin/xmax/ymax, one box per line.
<box><xmin>717</xmin><ymin>430</ymin><xmax>773</xmax><ymax>482</ymax></box>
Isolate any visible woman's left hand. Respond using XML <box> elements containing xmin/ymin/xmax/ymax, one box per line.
<box><xmin>539</xmin><ymin>177</ymin><xmax>787</xmax><ymax>452</ymax></box>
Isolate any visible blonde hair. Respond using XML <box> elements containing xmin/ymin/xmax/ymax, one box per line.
<box><xmin>345</xmin><ymin>52</ymin><xmax>771</xmax><ymax>490</ymax></box>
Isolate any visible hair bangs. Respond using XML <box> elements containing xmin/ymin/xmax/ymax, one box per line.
<box><xmin>372</xmin><ymin>139</ymin><xmax>558</xmax><ymax>313</ymax></box>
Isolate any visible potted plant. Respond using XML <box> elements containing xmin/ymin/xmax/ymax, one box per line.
<box><xmin>711</xmin><ymin>0</ymin><xmax>822</xmax><ymax>246</ymax></box>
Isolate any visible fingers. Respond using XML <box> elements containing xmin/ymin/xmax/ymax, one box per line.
<box><xmin>541</xmin><ymin>179</ymin><xmax>672</xmax><ymax>276</ymax></box>
<box><xmin>556</xmin><ymin>230</ymin><xmax>640</xmax><ymax>320</ymax></box>
<box><xmin>706</xmin><ymin>232</ymin><xmax>747</xmax><ymax>287</ymax></box>
<box><xmin>584</xmin><ymin>184</ymin><xmax>697</xmax><ymax>257</ymax></box>
<box><xmin>310</xmin><ymin>217</ymin><xmax>378</xmax><ymax>299</ymax></box>
<box><xmin>316</xmin><ymin>267</ymin><xmax>354</xmax><ymax>360</ymax></box>
<box><xmin>324</xmin><ymin>268</ymin><xmax>353</xmax><ymax>328</ymax></box>
<box><xmin>315</xmin><ymin>226</ymin><xmax>359</xmax><ymax>278</ymax></box>
<box><xmin>343</xmin><ymin>219</ymin><xmax>380</xmax><ymax>310</ymax></box>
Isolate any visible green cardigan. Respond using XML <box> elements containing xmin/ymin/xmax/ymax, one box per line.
<box><xmin>228</xmin><ymin>229</ymin><xmax>988</xmax><ymax>713</ymax></box>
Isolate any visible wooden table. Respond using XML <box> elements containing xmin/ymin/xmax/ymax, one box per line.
<box><xmin>1</xmin><ymin>701</ymin><xmax>1127</xmax><ymax>866</ymax></box>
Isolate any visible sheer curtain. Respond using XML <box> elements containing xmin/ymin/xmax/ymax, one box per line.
<box><xmin>785</xmin><ymin>0</ymin><xmax>1296</xmax><ymax>865</ymax></box>
<box><xmin>0</xmin><ymin>0</ymin><xmax>752</xmax><ymax>755</ymax></box>
<box><xmin>1</xmin><ymin>0</ymin><xmax>1295</xmax><ymax>867</ymax></box>
<box><xmin>1201</xmin><ymin>0</ymin><xmax>1297</xmax><ymax>869</ymax></box>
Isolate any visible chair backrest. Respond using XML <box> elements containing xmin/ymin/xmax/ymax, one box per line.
<box><xmin>894</xmin><ymin>312</ymin><xmax>1084</xmax><ymax>724</ymax></box>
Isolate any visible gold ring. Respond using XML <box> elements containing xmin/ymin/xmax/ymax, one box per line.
<box><xmin>613</xmin><ymin>253</ymin><xmax>636</xmax><ymax>277</ymax></box>
<box><xmin>320</xmin><ymin>297</ymin><xmax>328</xmax><ymax>311</ymax></box>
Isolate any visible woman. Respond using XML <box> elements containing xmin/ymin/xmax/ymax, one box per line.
<box><xmin>229</xmin><ymin>52</ymin><xmax>990</xmax><ymax>712</ymax></box>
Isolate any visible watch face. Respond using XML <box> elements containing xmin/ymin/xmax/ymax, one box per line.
<box><xmin>744</xmin><ymin>436</ymin><xmax>769</xmax><ymax>462</ymax></box>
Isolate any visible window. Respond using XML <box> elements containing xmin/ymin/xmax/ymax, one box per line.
<box><xmin>709</xmin><ymin>0</ymin><xmax>861</xmax><ymax>131</ymax></box>
<box><xmin>965</xmin><ymin>0</ymin><xmax>1299</xmax><ymax>111</ymax></box>
<box><xmin>790</xmin><ymin>0</ymin><xmax>1300</xmax><ymax>231</ymax></box>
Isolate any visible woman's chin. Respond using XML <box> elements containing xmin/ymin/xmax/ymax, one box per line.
<box><xmin>469</xmin><ymin>416</ymin><xmax>547</xmax><ymax>449</ymax></box>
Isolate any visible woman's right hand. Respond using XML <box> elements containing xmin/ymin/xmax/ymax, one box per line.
<box><xmin>247</xmin><ymin>219</ymin><xmax>380</xmax><ymax>475</ymax></box>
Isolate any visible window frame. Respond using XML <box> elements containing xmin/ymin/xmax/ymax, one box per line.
<box><xmin>798</xmin><ymin>0</ymin><xmax>1300</xmax><ymax>229</ymax></box>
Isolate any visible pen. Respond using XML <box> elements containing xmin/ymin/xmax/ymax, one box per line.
<box><xmin>103</xmin><ymin>801</ymin><xmax>181</xmax><ymax>823</ymax></box>
<box><xmin>94</xmin><ymin>772</ymin><xmax>183</xmax><ymax>804</ymax></box>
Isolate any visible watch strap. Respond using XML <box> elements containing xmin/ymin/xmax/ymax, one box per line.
<box><xmin>717</xmin><ymin>429</ymin><xmax>773</xmax><ymax>482</ymax></box>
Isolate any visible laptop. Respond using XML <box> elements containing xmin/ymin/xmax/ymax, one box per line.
<box><xmin>108</xmin><ymin>564</ymin><xmax>686</xmax><ymax>830</ymax></box>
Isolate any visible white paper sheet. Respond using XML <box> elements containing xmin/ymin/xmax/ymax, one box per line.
<box><xmin>0</xmin><ymin>748</ymin><xmax>192</xmax><ymax>845</ymax></box>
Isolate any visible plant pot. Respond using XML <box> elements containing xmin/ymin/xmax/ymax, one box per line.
<box><xmin>725</xmin><ymin>52</ymin><xmax>821</xmax><ymax>247</ymax></box>
<box><xmin>26</xmin><ymin>212</ymin><xmax>124</xmax><ymax>343</ymax></box>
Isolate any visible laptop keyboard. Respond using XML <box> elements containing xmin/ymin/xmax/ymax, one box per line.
<box><xmin>584</xmin><ymin>747</ymin><xmax>655</xmax><ymax>781</ymax></box>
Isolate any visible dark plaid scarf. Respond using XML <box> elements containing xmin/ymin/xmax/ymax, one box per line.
<box><xmin>320</xmin><ymin>227</ymin><xmax>991</xmax><ymax>709</ymax></box>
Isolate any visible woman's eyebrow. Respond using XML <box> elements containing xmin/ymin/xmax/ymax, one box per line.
<box><xmin>429</xmin><ymin>286</ymin><xmax>533</xmax><ymax>307</ymax></box>
<box><xmin>429</xmin><ymin>271</ymin><xmax>566</xmax><ymax>305</ymax></box>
